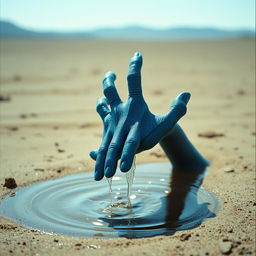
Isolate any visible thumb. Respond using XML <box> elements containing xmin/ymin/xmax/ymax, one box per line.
<box><xmin>168</xmin><ymin>92</ymin><xmax>191</xmax><ymax>118</ymax></box>
<box><xmin>173</xmin><ymin>92</ymin><xmax>191</xmax><ymax>106</ymax></box>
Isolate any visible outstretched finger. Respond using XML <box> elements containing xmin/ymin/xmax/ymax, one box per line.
<box><xmin>167</xmin><ymin>92</ymin><xmax>191</xmax><ymax>119</ymax></box>
<box><xmin>120</xmin><ymin>124</ymin><xmax>140</xmax><ymax>172</ymax></box>
<box><xmin>103</xmin><ymin>72</ymin><xmax>122</xmax><ymax>108</ymax></box>
<box><xmin>160</xmin><ymin>92</ymin><xmax>191</xmax><ymax>132</ymax></box>
<box><xmin>104</xmin><ymin>128</ymin><xmax>126</xmax><ymax>178</ymax></box>
<box><xmin>96</xmin><ymin>97</ymin><xmax>110</xmax><ymax>121</ymax></box>
<box><xmin>139</xmin><ymin>92</ymin><xmax>191</xmax><ymax>151</ymax></box>
<box><xmin>127</xmin><ymin>52</ymin><xmax>143</xmax><ymax>96</ymax></box>
<box><xmin>94</xmin><ymin>132</ymin><xmax>112</xmax><ymax>181</ymax></box>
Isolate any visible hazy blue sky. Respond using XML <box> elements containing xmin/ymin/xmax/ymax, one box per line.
<box><xmin>0</xmin><ymin>0</ymin><xmax>255</xmax><ymax>31</ymax></box>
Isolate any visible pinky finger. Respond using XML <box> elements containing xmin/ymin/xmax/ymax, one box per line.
<box><xmin>89</xmin><ymin>150</ymin><xmax>98</xmax><ymax>161</ymax></box>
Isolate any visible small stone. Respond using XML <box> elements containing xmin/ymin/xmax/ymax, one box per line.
<box><xmin>237</xmin><ymin>89</ymin><xmax>245</xmax><ymax>95</ymax></box>
<box><xmin>0</xmin><ymin>95</ymin><xmax>11</xmax><ymax>102</ymax></box>
<box><xmin>58</xmin><ymin>148</ymin><xmax>65</xmax><ymax>153</ymax></box>
<box><xmin>75</xmin><ymin>243</ymin><xmax>82</xmax><ymax>246</ymax></box>
<box><xmin>34</xmin><ymin>168</ymin><xmax>44</xmax><ymax>172</ymax></box>
<box><xmin>198</xmin><ymin>131</ymin><xmax>225</xmax><ymax>138</ymax></box>
<box><xmin>6</xmin><ymin>126</ymin><xmax>19</xmax><ymax>131</ymax></box>
<box><xmin>180</xmin><ymin>233</ymin><xmax>191</xmax><ymax>241</ymax></box>
<box><xmin>232</xmin><ymin>240</ymin><xmax>241</xmax><ymax>248</ymax></box>
<box><xmin>3</xmin><ymin>178</ymin><xmax>17</xmax><ymax>189</ymax></box>
<box><xmin>150</xmin><ymin>152</ymin><xmax>165</xmax><ymax>158</ymax></box>
<box><xmin>223</xmin><ymin>167</ymin><xmax>235</xmax><ymax>173</ymax></box>
<box><xmin>219</xmin><ymin>241</ymin><xmax>233</xmax><ymax>254</ymax></box>
<box><xmin>87</xmin><ymin>244</ymin><xmax>100</xmax><ymax>249</ymax></box>
<box><xmin>13</xmin><ymin>75</ymin><xmax>22</xmax><ymax>81</ymax></box>
<box><xmin>53</xmin><ymin>239</ymin><xmax>59</xmax><ymax>243</ymax></box>
<box><xmin>19</xmin><ymin>114</ymin><xmax>27</xmax><ymax>119</ymax></box>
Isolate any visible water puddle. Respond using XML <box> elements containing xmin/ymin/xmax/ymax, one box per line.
<box><xmin>0</xmin><ymin>162</ymin><xmax>220</xmax><ymax>238</ymax></box>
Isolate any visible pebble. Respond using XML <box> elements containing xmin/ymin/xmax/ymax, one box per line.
<box><xmin>198</xmin><ymin>131</ymin><xmax>224</xmax><ymax>138</ymax></box>
<box><xmin>219</xmin><ymin>240</ymin><xmax>233</xmax><ymax>254</ymax></box>
<box><xmin>3</xmin><ymin>178</ymin><xmax>17</xmax><ymax>189</ymax></box>
<box><xmin>34</xmin><ymin>168</ymin><xmax>45</xmax><ymax>172</ymax></box>
<box><xmin>223</xmin><ymin>167</ymin><xmax>235</xmax><ymax>173</ymax></box>
<box><xmin>180</xmin><ymin>233</ymin><xmax>191</xmax><ymax>241</ymax></box>
<box><xmin>0</xmin><ymin>95</ymin><xmax>11</xmax><ymax>101</ymax></box>
<box><xmin>87</xmin><ymin>244</ymin><xmax>101</xmax><ymax>249</ymax></box>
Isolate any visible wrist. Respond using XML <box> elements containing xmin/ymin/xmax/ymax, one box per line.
<box><xmin>160</xmin><ymin>124</ymin><xmax>209</xmax><ymax>171</ymax></box>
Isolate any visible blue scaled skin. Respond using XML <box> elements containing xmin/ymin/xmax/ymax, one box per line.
<box><xmin>90</xmin><ymin>52</ymin><xmax>191</xmax><ymax>181</ymax></box>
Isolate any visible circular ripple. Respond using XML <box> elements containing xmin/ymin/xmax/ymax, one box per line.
<box><xmin>0</xmin><ymin>163</ymin><xmax>221</xmax><ymax>238</ymax></box>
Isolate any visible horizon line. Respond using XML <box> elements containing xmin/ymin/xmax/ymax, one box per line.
<box><xmin>1</xmin><ymin>19</ymin><xmax>255</xmax><ymax>33</ymax></box>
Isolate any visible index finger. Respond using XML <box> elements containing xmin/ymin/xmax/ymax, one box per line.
<box><xmin>127</xmin><ymin>52</ymin><xmax>143</xmax><ymax>96</ymax></box>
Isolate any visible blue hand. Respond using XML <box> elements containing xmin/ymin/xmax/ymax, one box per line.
<box><xmin>90</xmin><ymin>52</ymin><xmax>191</xmax><ymax>181</ymax></box>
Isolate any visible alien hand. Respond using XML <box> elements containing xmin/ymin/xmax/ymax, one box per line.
<box><xmin>90</xmin><ymin>52</ymin><xmax>191</xmax><ymax>181</ymax></box>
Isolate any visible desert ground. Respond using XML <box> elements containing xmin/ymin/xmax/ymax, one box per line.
<box><xmin>0</xmin><ymin>38</ymin><xmax>255</xmax><ymax>255</ymax></box>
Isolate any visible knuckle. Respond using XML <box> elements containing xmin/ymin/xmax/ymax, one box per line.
<box><xmin>108</xmin><ymin>142</ymin><xmax>119</xmax><ymax>152</ymax></box>
<box><xmin>126</xmin><ymin>138</ymin><xmax>137</xmax><ymax>147</ymax></box>
<box><xmin>127</xmin><ymin>73</ymin><xmax>140</xmax><ymax>81</ymax></box>
<box><xmin>98</xmin><ymin>146</ymin><xmax>107</xmax><ymax>155</ymax></box>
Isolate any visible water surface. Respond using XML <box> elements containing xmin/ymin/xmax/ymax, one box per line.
<box><xmin>0</xmin><ymin>162</ymin><xmax>220</xmax><ymax>238</ymax></box>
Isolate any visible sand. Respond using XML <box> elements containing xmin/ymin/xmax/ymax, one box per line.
<box><xmin>0</xmin><ymin>38</ymin><xmax>255</xmax><ymax>255</ymax></box>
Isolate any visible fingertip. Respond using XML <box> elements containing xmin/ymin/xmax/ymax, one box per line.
<box><xmin>120</xmin><ymin>160</ymin><xmax>129</xmax><ymax>172</ymax></box>
<box><xmin>104</xmin><ymin>167</ymin><xmax>114</xmax><ymax>178</ymax></box>
<box><xmin>131</xmin><ymin>52</ymin><xmax>143</xmax><ymax>64</ymax></box>
<box><xmin>134</xmin><ymin>52</ymin><xmax>142</xmax><ymax>57</ymax></box>
<box><xmin>89</xmin><ymin>150</ymin><xmax>97</xmax><ymax>161</ymax></box>
<box><xmin>178</xmin><ymin>92</ymin><xmax>191</xmax><ymax>104</ymax></box>
<box><xmin>104</xmin><ymin>71</ymin><xmax>116</xmax><ymax>81</ymax></box>
<box><xmin>94</xmin><ymin>171</ymin><xmax>102</xmax><ymax>181</ymax></box>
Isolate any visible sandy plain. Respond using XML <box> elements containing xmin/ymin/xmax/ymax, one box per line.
<box><xmin>0</xmin><ymin>38</ymin><xmax>255</xmax><ymax>255</ymax></box>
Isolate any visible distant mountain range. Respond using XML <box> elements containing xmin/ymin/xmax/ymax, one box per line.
<box><xmin>0</xmin><ymin>21</ymin><xmax>254</xmax><ymax>40</ymax></box>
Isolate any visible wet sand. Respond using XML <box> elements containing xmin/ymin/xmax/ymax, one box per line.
<box><xmin>0</xmin><ymin>38</ymin><xmax>255</xmax><ymax>255</ymax></box>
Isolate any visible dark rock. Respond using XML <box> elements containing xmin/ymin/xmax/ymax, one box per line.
<box><xmin>0</xmin><ymin>95</ymin><xmax>11</xmax><ymax>102</ymax></box>
<box><xmin>34</xmin><ymin>168</ymin><xmax>44</xmax><ymax>172</ymax></box>
<box><xmin>6</xmin><ymin>126</ymin><xmax>19</xmax><ymax>131</ymax></box>
<box><xmin>180</xmin><ymin>233</ymin><xmax>191</xmax><ymax>241</ymax></box>
<box><xmin>3</xmin><ymin>178</ymin><xmax>17</xmax><ymax>189</ymax></box>
<box><xmin>237</xmin><ymin>89</ymin><xmax>245</xmax><ymax>95</ymax></box>
<box><xmin>13</xmin><ymin>75</ymin><xmax>22</xmax><ymax>81</ymax></box>
<box><xmin>198</xmin><ymin>131</ymin><xmax>225</xmax><ymax>138</ymax></box>
<box><xmin>19</xmin><ymin>114</ymin><xmax>27</xmax><ymax>119</ymax></box>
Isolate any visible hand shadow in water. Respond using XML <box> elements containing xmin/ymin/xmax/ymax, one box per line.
<box><xmin>99</xmin><ymin>166</ymin><xmax>218</xmax><ymax>238</ymax></box>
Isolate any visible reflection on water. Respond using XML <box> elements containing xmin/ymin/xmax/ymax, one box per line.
<box><xmin>0</xmin><ymin>162</ymin><xmax>220</xmax><ymax>238</ymax></box>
